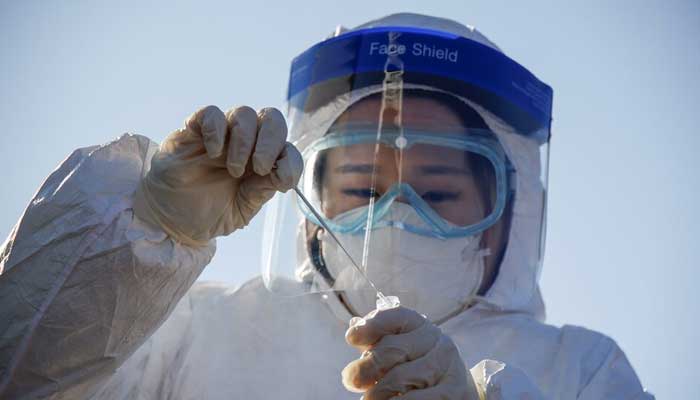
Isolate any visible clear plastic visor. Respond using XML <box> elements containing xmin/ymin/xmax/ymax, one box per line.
<box><xmin>264</xmin><ymin>26</ymin><xmax>552</xmax><ymax>306</ymax></box>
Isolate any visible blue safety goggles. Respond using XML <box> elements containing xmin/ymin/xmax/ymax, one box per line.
<box><xmin>297</xmin><ymin>129</ymin><xmax>512</xmax><ymax>238</ymax></box>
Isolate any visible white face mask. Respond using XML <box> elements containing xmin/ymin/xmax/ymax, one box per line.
<box><xmin>319</xmin><ymin>204</ymin><xmax>489</xmax><ymax>323</ymax></box>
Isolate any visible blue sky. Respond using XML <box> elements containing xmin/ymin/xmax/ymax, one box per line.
<box><xmin>1</xmin><ymin>1</ymin><xmax>698</xmax><ymax>397</ymax></box>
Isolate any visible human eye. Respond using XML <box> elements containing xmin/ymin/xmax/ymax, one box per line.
<box><xmin>341</xmin><ymin>188</ymin><xmax>380</xmax><ymax>199</ymax></box>
<box><xmin>421</xmin><ymin>190</ymin><xmax>460</xmax><ymax>203</ymax></box>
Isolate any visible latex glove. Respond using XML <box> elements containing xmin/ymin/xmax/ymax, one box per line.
<box><xmin>342</xmin><ymin>306</ymin><xmax>482</xmax><ymax>400</ymax></box>
<box><xmin>134</xmin><ymin>105</ymin><xmax>302</xmax><ymax>246</ymax></box>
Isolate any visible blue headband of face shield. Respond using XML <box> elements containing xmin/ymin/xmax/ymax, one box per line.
<box><xmin>287</xmin><ymin>26</ymin><xmax>553</xmax><ymax>140</ymax></box>
<box><xmin>298</xmin><ymin>129</ymin><xmax>512</xmax><ymax>239</ymax></box>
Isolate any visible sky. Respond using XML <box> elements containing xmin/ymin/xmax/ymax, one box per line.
<box><xmin>1</xmin><ymin>0</ymin><xmax>698</xmax><ymax>397</ymax></box>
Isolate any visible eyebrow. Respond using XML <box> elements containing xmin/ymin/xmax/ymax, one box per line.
<box><xmin>333</xmin><ymin>164</ymin><xmax>468</xmax><ymax>175</ymax></box>
<box><xmin>334</xmin><ymin>164</ymin><xmax>378</xmax><ymax>174</ymax></box>
<box><xmin>417</xmin><ymin>165</ymin><xmax>470</xmax><ymax>176</ymax></box>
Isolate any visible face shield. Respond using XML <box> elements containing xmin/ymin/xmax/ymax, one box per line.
<box><xmin>262</xmin><ymin>25</ymin><xmax>552</xmax><ymax>322</ymax></box>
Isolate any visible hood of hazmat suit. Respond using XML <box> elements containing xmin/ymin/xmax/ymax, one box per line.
<box><xmin>0</xmin><ymin>12</ymin><xmax>653</xmax><ymax>400</ymax></box>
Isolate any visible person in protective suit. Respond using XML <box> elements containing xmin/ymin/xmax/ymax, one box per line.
<box><xmin>0</xmin><ymin>13</ymin><xmax>653</xmax><ymax>400</ymax></box>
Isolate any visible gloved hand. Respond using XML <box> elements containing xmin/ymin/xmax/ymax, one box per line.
<box><xmin>342</xmin><ymin>306</ymin><xmax>483</xmax><ymax>400</ymax></box>
<box><xmin>134</xmin><ymin>105</ymin><xmax>303</xmax><ymax>246</ymax></box>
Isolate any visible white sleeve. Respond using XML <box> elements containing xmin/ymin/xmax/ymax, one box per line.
<box><xmin>469</xmin><ymin>360</ymin><xmax>547</xmax><ymax>400</ymax></box>
<box><xmin>90</xmin><ymin>285</ymin><xmax>199</xmax><ymax>400</ymax></box>
<box><xmin>469</xmin><ymin>335</ymin><xmax>654</xmax><ymax>400</ymax></box>
<box><xmin>0</xmin><ymin>134</ymin><xmax>216</xmax><ymax>399</ymax></box>
<box><xmin>575</xmin><ymin>334</ymin><xmax>655</xmax><ymax>400</ymax></box>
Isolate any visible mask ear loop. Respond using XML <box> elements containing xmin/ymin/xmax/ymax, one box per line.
<box><xmin>305</xmin><ymin>221</ymin><xmax>337</xmax><ymax>288</ymax></box>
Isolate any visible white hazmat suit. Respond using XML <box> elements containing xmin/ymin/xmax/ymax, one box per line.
<box><xmin>0</xmin><ymin>13</ymin><xmax>653</xmax><ymax>400</ymax></box>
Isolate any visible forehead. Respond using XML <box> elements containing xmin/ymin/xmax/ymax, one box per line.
<box><xmin>327</xmin><ymin>142</ymin><xmax>466</xmax><ymax>163</ymax></box>
<box><xmin>331</xmin><ymin>95</ymin><xmax>465</xmax><ymax>129</ymax></box>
